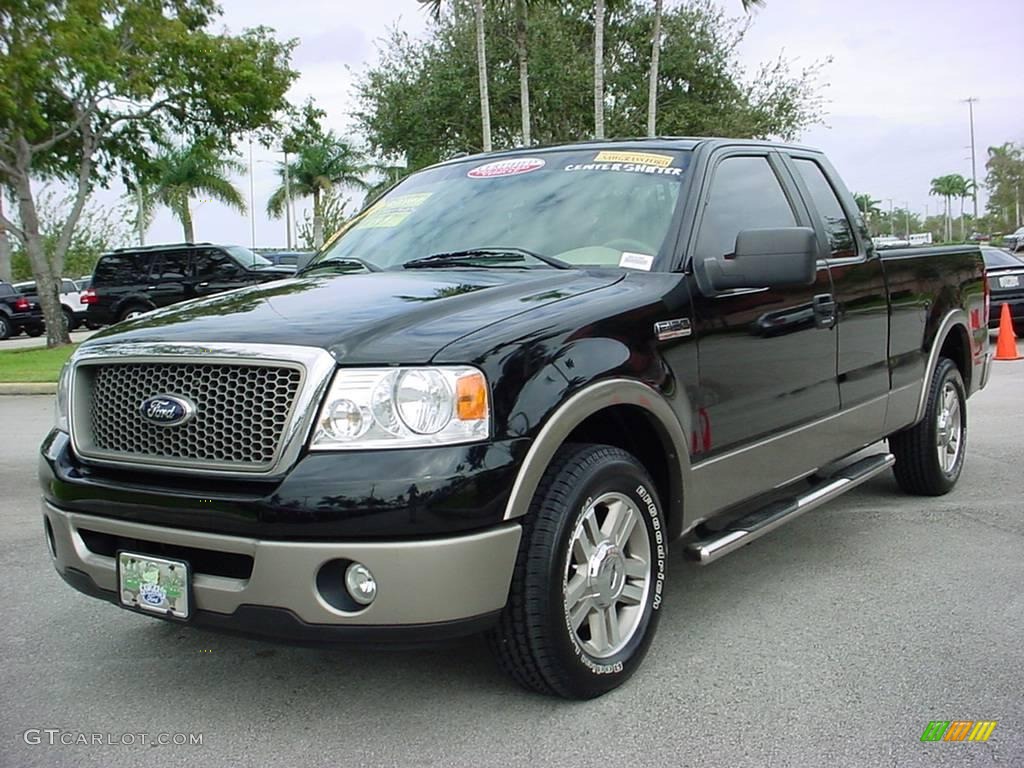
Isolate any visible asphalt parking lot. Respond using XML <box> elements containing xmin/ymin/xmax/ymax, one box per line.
<box><xmin>1</xmin><ymin>350</ymin><xmax>1022</xmax><ymax>768</ymax></box>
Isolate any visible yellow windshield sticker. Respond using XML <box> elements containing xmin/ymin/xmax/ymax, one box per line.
<box><xmin>593</xmin><ymin>151</ymin><xmax>674</xmax><ymax>167</ymax></box>
<box><xmin>355</xmin><ymin>192</ymin><xmax>433</xmax><ymax>229</ymax></box>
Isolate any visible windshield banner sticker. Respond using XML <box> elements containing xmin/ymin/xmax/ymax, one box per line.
<box><xmin>467</xmin><ymin>157</ymin><xmax>546</xmax><ymax>178</ymax></box>
<box><xmin>564</xmin><ymin>161</ymin><xmax>683</xmax><ymax>177</ymax></box>
<box><xmin>593</xmin><ymin>151</ymin><xmax>674</xmax><ymax>167</ymax></box>
<box><xmin>354</xmin><ymin>192</ymin><xmax>433</xmax><ymax>229</ymax></box>
<box><xmin>619</xmin><ymin>252</ymin><xmax>655</xmax><ymax>271</ymax></box>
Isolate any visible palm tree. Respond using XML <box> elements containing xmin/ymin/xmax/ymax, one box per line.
<box><xmin>852</xmin><ymin>193</ymin><xmax>881</xmax><ymax>222</ymax></box>
<box><xmin>930</xmin><ymin>174</ymin><xmax>966</xmax><ymax>242</ymax></box>
<box><xmin>420</xmin><ymin>0</ymin><xmax>492</xmax><ymax>152</ymax></box>
<box><xmin>959</xmin><ymin>178</ymin><xmax>975</xmax><ymax>241</ymax></box>
<box><xmin>151</xmin><ymin>143</ymin><xmax>246</xmax><ymax>243</ymax></box>
<box><xmin>646</xmin><ymin>0</ymin><xmax>764</xmax><ymax>137</ymax></box>
<box><xmin>267</xmin><ymin>134</ymin><xmax>369</xmax><ymax>249</ymax></box>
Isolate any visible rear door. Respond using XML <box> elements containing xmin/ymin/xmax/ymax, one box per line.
<box><xmin>688</xmin><ymin>149</ymin><xmax>839</xmax><ymax>458</ymax></box>
<box><xmin>147</xmin><ymin>249</ymin><xmax>190</xmax><ymax>308</ymax></box>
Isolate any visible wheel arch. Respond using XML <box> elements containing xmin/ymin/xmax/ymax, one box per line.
<box><xmin>502</xmin><ymin>379</ymin><xmax>690</xmax><ymax>540</ymax></box>
<box><xmin>913</xmin><ymin>309</ymin><xmax>971</xmax><ymax>425</ymax></box>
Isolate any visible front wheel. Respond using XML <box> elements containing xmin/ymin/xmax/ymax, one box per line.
<box><xmin>889</xmin><ymin>357</ymin><xmax>967</xmax><ymax>495</ymax></box>
<box><xmin>488</xmin><ymin>443</ymin><xmax>666</xmax><ymax>699</ymax></box>
<box><xmin>0</xmin><ymin>315</ymin><xmax>11</xmax><ymax>340</ymax></box>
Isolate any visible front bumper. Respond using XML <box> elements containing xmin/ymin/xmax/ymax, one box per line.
<box><xmin>43</xmin><ymin>500</ymin><xmax>521</xmax><ymax>641</ymax></box>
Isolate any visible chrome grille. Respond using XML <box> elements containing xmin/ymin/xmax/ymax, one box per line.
<box><xmin>79</xmin><ymin>361</ymin><xmax>303</xmax><ymax>470</ymax></box>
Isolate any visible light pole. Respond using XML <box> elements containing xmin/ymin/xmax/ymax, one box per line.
<box><xmin>963</xmin><ymin>97</ymin><xmax>979</xmax><ymax>221</ymax></box>
<box><xmin>283</xmin><ymin>150</ymin><xmax>293</xmax><ymax>249</ymax></box>
<box><xmin>248</xmin><ymin>137</ymin><xmax>256</xmax><ymax>249</ymax></box>
<box><xmin>903</xmin><ymin>202</ymin><xmax>910</xmax><ymax>240</ymax></box>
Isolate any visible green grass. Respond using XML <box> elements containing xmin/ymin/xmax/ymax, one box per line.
<box><xmin>0</xmin><ymin>344</ymin><xmax>78</xmax><ymax>383</ymax></box>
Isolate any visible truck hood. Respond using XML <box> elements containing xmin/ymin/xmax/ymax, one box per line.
<box><xmin>86</xmin><ymin>269</ymin><xmax>624</xmax><ymax>364</ymax></box>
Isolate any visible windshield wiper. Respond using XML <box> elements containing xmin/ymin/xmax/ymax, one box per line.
<box><xmin>403</xmin><ymin>247</ymin><xmax>569</xmax><ymax>270</ymax></box>
<box><xmin>300</xmin><ymin>257</ymin><xmax>382</xmax><ymax>274</ymax></box>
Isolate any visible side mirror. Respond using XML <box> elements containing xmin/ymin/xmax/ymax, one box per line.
<box><xmin>295</xmin><ymin>252</ymin><xmax>316</xmax><ymax>272</ymax></box>
<box><xmin>702</xmin><ymin>227</ymin><xmax>818</xmax><ymax>291</ymax></box>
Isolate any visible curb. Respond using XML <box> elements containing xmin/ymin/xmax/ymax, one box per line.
<box><xmin>0</xmin><ymin>382</ymin><xmax>57</xmax><ymax>395</ymax></box>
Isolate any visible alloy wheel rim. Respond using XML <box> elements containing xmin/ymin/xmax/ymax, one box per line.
<box><xmin>563</xmin><ymin>491</ymin><xmax>651</xmax><ymax>659</ymax></box>
<box><xmin>935</xmin><ymin>381</ymin><xmax>963</xmax><ymax>474</ymax></box>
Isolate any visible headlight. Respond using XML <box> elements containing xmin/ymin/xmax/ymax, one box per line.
<box><xmin>311</xmin><ymin>366</ymin><xmax>489</xmax><ymax>449</ymax></box>
<box><xmin>55</xmin><ymin>362</ymin><xmax>71</xmax><ymax>433</ymax></box>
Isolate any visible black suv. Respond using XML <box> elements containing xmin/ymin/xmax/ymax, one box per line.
<box><xmin>85</xmin><ymin>243</ymin><xmax>293</xmax><ymax>325</ymax></box>
<box><xmin>0</xmin><ymin>281</ymin><xmax>44</xmax><ymax>340</ymax></box>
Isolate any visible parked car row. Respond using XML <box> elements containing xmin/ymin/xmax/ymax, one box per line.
<box><xmin>0</xmin><ymin>281</ymin><xmax>44</xmax><ymax>340</ymax></box>
<box><xmin>982</xmin><ymin>246</ymin><xmax>1024</xmax><ymax>331</ymax></box>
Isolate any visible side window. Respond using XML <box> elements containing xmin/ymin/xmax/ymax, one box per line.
<box><xmin>192</xmin><ymin>249</ymin><xmax>243</xmax><ymax>281</ymax></box>
<box><xmin>93</xmin><ymin>254</ymin><xmax>143</xmax><ymax>287</ymax></box>
<box><xmin>695</xmin><ymin>156</ymin><xmax>797</xmax><ymax>260</ymax></box>
<box><xmin>151</xmin><ymin>251</ymin><xmax>189</xmax><ymax>282</ymax></box>
<box><xmin>62</xmin><ymin>279</ymin><xmax>77</xmax><ymax>293</ymax></box>
<box><xmin>792</xmin><ymin>158</ymin><xmax>856</xmax><ymax>259</ymax></box>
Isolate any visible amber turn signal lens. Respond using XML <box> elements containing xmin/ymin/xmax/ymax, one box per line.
<box><xmin>456</xmin><ymin>372</ymin><xmax>488</xmax><ymax>421</ymax></box>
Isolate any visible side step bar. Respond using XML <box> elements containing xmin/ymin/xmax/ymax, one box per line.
<box><xmin>684</xmin><ymin>452</ymin><xmax>895</xmax><ymax>565</ymax></box>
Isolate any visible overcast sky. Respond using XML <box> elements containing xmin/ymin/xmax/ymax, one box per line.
<box><xmin>127</xmin><ymin>0</ymin><xmax>1023</xmax><ymax>248</ymax></box>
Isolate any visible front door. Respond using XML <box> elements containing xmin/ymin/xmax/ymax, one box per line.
<box><xmin>688</xmin><ymin>151</ymin><xmax>839</xmax><ymax>461</ymax></box>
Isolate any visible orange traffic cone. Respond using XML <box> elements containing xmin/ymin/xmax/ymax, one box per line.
<box><xmin>993</xmin><ymin>303</ymin><xmax>1022</xmax><ymax>361</ymax></box>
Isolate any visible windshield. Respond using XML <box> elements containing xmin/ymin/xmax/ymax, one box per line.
<box><xmin>310</xmin><ymin>148</ymin><xmax>691</xmax><ymax>271</ymax></box>
<box><xmin>982</xmin><ymin>247</ymin><xmax>1024</xmax><ymax>268</ymax></box>
<box><xmin>225</xmin><ymin>245</ymin><xmax>272</xmax><ymax>268</ymax></box>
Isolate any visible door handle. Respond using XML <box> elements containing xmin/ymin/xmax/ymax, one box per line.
<box><xmin>197</xmin><ymin>282</ymin><xmax>209</xmax><ymax>288</ymax></box>
<box><xmin>812</xmin><ymin>293</ymin><xmax>837</xmax><ymax>329</ymax></box>
<box><xmin>146</xmin><ymin>285</ymin><xmax>157</xmax><ymax>291</ymax></box>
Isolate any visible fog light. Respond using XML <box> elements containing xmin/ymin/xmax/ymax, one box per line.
<box><xmin>345</xmin><ymin>562</ymin><xmax>377</xmax><ymax>606</ymax></box>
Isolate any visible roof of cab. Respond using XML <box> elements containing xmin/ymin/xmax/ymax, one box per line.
<box><xmin>432</xmin><ymin>136</ymin><xmax>822</xmax><ymax>169</ymax></box>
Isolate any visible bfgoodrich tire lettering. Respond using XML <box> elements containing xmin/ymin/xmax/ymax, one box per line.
<box><xmin>488</xmin><ymin>443</ymin><xmax>666</xmax><ymax>699</ymax></box>
<box><xmin>889</xmin><ymin>357</ymin><xmax>967</xmax><ymax>495</ymax></box>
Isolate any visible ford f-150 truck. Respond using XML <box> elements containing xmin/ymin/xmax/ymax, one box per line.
<box><xmin>40</xmin><ymin>139</ymin><xmax>990</xmax><ymax>699</ymax></box>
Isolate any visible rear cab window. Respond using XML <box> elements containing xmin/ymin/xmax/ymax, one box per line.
<box><xmin>791</xmin><ymin>158</ymin><xmax>857</xmax><ymax>259</ymax></box>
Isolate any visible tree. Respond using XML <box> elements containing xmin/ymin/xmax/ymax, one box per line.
<box><xmin>356</xmin><ymin>1</ymin><xmax>828</xmax><ymax>169</ymax></box>
<box><xmin>647</xmin><ymin>0</ymin><xmax>764</xmax><ymax>137</ymax></box>
<box><xmin>512</xmin><ymin>0</ymin><xmax>534</xmax><ymax>145</ymax></box>
<box><xmin>930</xmin><ymin>174</ymin><xmax>967</xmax><ymax>242</ymax></box>
<box><xmin>0</xmin><ymin>190</ymin><xmax>11</xmax><ymax>282</ymax></box>
<box><xmin>0</xmin><ymin>0</ymin><xmax>296</xmax><ymax>346</ymax></box>
<box><xmin>297</xmin><ymin>190</ymin><xmax>353</xmax><ymax>250</ymax></box>
<box><xmin>150</xmin><ymin>142</ymin><xmax>246</xmax><ymax>243</ymax></box>
<box><xmin>852</xmin><ymin>193</ymin><xmax>881</xmax><ymax>225</ymax></box>
<box><xmin>8</xmin><ymin>188</ymin><xmax>131</xmax><ymax>281</ymax></box>
<box><xmin>594</xmin><ymin>0</ymin><xmax>606</xmax><ymax>139</ymax></box>
<box><xmin>985</xmin><ymin>142</ymin><xmax>1024</xmax><ymax>231</ymax></box>
<box><xmin>267</xmin><ymin>133</ymin><xmax>369</xmax><ymax>249</ymax></box>
<box><xmin>420</xmin><ymin>0</ymin><xmax>493</xmax><ymax>152</ymax></box>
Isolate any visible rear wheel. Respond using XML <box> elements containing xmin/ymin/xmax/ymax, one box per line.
<box><xmin>0</xmin><ymin>315</ymin><xmax>11</xmax><ymax>340</ymax></box>
<box><xmin>118</xmin><ymin>305</ymin><xmax>148</xmax><ymax>323</ymax></box>
<box><xmin>889</xmin><ymin>357</ymin><xmax>967</xmax><ymax>495</ymax></box>
<box><xmin>26</xmin><ymin>326</ymin><xmax>43</xmax><ymax>337</ymax></box>
<box><xmin>488</xmin><ymin>443</ymin><xmax>666</xmax><ymax>699</ymax></box>
<box><xmin>61</xmin><ymin>307</ymin><xmax>76</xmax><ymax>332</ymax></box>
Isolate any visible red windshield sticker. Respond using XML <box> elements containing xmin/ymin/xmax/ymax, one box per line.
<box><xmin>468</xmin><ymin>157</ymin><xmax>546</xmax><ymax>178</ymax></box>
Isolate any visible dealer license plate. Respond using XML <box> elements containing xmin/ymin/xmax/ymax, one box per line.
<box><xmin>117</xmin><ymin>552</ymin><xmax>191</xmax><ymax>619</ymax></box>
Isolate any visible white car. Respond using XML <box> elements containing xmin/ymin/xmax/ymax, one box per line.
<box><xmin>13</xmin><ymin>278</ymin><xmax>88</xmax><ymax>331</ymax></box>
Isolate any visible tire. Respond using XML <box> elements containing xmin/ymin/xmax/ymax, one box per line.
<box><xmin>26</xmin><ymin>326</ymin><xmax>43</xmax><ymax>337</ymax></box>
<box><xmin>118</xmin><ymin>305</ymin><xmax>148</xmax><ymax>323</ymax></box>
<box><xmin>0</xmin><ymin>315</ymin><xmax>10</xmax><ymax>340</ymax></box>
<box><xmin>488</xmin><ymin>443</ymin><xmax>667</xmax><ymax>699</ymax></box>
<box><xmin>61</xmin><ymin>307</ymin><xmax>76</xmax><ymax>332</ymax></box>
<box><xmin>889</xmin><ymin>357</ymin><xmax>967</xmax><ymax>495</ymax></box>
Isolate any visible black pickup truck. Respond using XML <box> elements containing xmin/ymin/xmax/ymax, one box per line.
<box><xmin>40</xmin><ymin>139</ymin><xmax>990</xmax><ymax>699</ymax></box>
<box><xmin>0</xmin><ymin>280</ymin><xmax>45</xmax><ymax>339</ymax></box>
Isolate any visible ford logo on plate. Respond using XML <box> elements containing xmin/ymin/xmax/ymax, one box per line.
<box><xmin>139</xmin><ymin>394</ymin><xmax>195</xmax><ymax>427</ymax></box>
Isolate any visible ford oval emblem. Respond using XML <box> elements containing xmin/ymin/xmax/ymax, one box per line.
<box><xmin>139</xmin><ymin>394</ymin><xmax>195</xmax><ymax>427</ymax></box>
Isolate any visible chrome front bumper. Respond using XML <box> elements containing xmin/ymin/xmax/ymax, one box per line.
<box><xmin>43</xmin><ymin>500</ymin><xmax>521</xmax><ymax>628</ymax></box>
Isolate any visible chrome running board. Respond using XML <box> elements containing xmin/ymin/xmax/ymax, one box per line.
<box><xmin>684</xmin><ymin>453</ymin><xmax>895</xmax><ymax>565</ymax></box>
